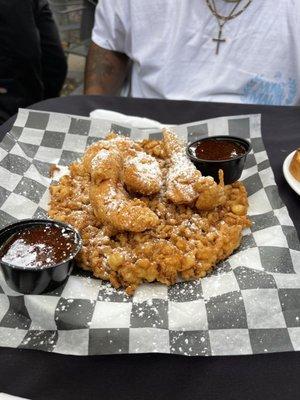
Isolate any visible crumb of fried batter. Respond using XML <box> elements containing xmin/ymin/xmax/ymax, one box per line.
<box><xmin>49</xmin><ymin>164</ymin><xmax>60</xmax><ymax>178</ymax></box>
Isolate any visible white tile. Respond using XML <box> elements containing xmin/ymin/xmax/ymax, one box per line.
<box><xmin>10</xmin><ymin>143</ymin><xmax>32</xmax><ymax>162</ymax></box>
<box><xmin>18</xmin><ymin>127</ymin><xmax>44</xmax><ymax>146</ymax></box>
<box><xmin>34</xmin><ymin>146</ymin><xmax>62</xmax><ymax>164</ymax></box>
<box><xmin>201</xmin><ymin>271</ymin><xmax>240</xmax><ymax>301</ymax></box>
<box><xmin>47</xmin><ymin>113</ymin><xmax>72</xmax><ymax>133</ymax></box>
<box><xmin>207</xmin><ymin>118</ymin><xmax>228</xmax><ymax>135</ymax></box>
<box><xmin>38</xmin><ymin>189</ymin><xmax>50</xmax><ymax>211</ymax></box>
<box><xmin>133</xmin><ymin>283</ymin><xmax>168</xmax><ymax>303</ymax></box>
<box><xmin>288</xmin><ymin>328</ymin><xmax>300</xmax><ymax>351</ymax></box>
<box><xmin>24</xmin><ymin>164</ymin><xmax>51</xmax><ymax>186</ymax></box>
<box><xmin>254</xmin><ymin>150</ymin><xmax>268</xmax><ymax>164</ymax></box>
<box><xmin>24</xmin><ymin>295</ymin><xmax>59</xmax><ymax>330</ymax></box>
<box><xmin>0</xmin><ymin>294</ymin><xmax>9</xmax><ymax>321</ymax></box>
<box><xmin>61</xmin><ymin>276</ymin><xmax>100</xmax><ymax>300</ymax></box>
<box><xmin>0</xmin><ymin>393</ymin><xmax>29</xmax><ymax>400</ymax></box>
<box><xmin>209</xmin><ymin>329</ymin><xmax>252</xmax><ymax>356</ymax></box>
<box><xmin>62</xmin><ymin>134</ymin><xmax>87</xmax><ymax>153</ymax></box>
<box><xmin>274</xmin><ymin>274</ymin><xmax>300</xmax><ymax>289</ymax></box>
<box><xmin>89</xmin><ymin>119</ymin><xmax>111</xmax><ymax>138</ymax></box>
<box><xmin>1</xmin><ymin>193</ymin><xmax>38</xmax><ymax>219</ymax></box>
<box><xmin>90</xmin><ymin>301</ymin><xmax>132</xmax><ymax>328</ymax></box>
<box><xmin>0</xmin><ymin>327</ymin><xmax>27</xmax><ymax>348</ymax></box>
<box><xmin>14</xmin><ymin>108</ymin><xmax>30</xmax><ymax>127</ymax></box>
<box><xmin>291</xmin><ymin>250</ymin><xmax>300</xmax><ymax>274</ymax></box>
<box><xmin>241</xmin><ymin>165</ymin><xmax>258</xmax><ymax>180</ymax></box>
<box><xmin>274</xmin><ymin>207</ymin><xmax>294</xmax><ymax>226</ymax></box>
<box><xmin>129</xmin><ymin>328</ymin><xmax>169</xmax><ymax>353</ymax></box>
<box><xmin>171</xmin><ymin>126</ymin><xmax>188</xmax><ymax>140</ymax></box>
<box><xmin>242</xmin><ymin>289</ymin><xmax>286</xmax><ymax>329</ymax></box>
<box><xmin>253</xmin><ymin>226</ymin><xmax>288</xmax><ymax>248</ymax></box>
<box><xmin>130</xmin><ymin>129</ymin><xmax>152</xmax><ymax>141</ymax></box>
<box><xmin>168</xmin><ymin>300</ymin><xmax>208</xmax><ymax>331</ymax></box>
<box><xmin>54</xmin><ymin>329</ymin><xmax>89</xmax><ymax>355</ymax></box>
<box><xmin>248</xmin><ymin>188</ymin><xmax>273</xmax><ymax>216</ymax></box>
<box><xmin>229</xmin><ymin>247</ymin><xmax>263</xmax><ymax>271</ymax></box>
<box><xmin>249</xmin><ymin>114</ymin><xmax>262</xmax><ymax>138</ymax></box>
<box><xmin>259</xmin><ymin>167</ymin><xmax>275</xmax><ymax>188</ymax></box>
<box><xmin>0</xmin><ymin>147</ymin><xmax>7</xmax><ymax>162</ymax></box>
<box><xmin>0</xmin><ymin>166</ymin><xmax>22</xmax><ymax>191</ymax></box>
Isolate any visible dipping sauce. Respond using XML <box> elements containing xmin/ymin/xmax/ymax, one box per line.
<box><xmin>195</xmin><ymin>139</ymin><xmax>246</xmax><ymax>161</ymax></box>
<box><xmin>0</xmin><ymin>224</ymin><xmax>78</xmax><ymax>269</ymax></box>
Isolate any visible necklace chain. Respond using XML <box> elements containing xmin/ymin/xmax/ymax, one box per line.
<box><xmin>206</xmin><ymin>0</ymin><xmax>252</xmax><ymax>25</ymax></box>
<box><xmin>206</xmin><ymin>0</ymin><xmax>253</xmax><ymax>54</ymax></box>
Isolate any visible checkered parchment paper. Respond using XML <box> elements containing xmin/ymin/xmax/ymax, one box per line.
<box><xmin>0</xmin><ymin>108</ymin><xmax>300</xmax><ymax>356</ymax></box>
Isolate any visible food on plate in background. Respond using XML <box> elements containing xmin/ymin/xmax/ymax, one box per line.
<box><xmin>48</xmin><ymin>130</ymin><xmax>251</xmax><ymax>295</ymax></box>
<box><xmin>289</xmin><ymin>148</ymin><xmax>300</xmax><ymax>181</ymax></box>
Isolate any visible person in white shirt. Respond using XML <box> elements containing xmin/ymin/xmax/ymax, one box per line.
<box><xmin>84</xmin><ymin>0</ymin><xmax>300</xmax><ymax>105</ymax></box>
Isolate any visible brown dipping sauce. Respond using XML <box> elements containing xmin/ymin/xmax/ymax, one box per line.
<box><xmin>0</xmin><ymin>224</ymin><xmax>78</xmax><ymax>269</ymax></box>
<box><xmin>195</xmin><ymin>139</ymin><xmax>246</xmax><ymax>161</ymax></box>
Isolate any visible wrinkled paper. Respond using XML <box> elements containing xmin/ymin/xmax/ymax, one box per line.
<box><xmin>0</xmin><ymin>109</ymin><xmax>299</xmax><ymax>356</ymax></box>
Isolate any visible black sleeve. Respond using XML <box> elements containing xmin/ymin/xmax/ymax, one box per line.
<box><xmin>35</xmin><ymin>0</ymin><xmax>68</xmax><ymax>99</ymax></box>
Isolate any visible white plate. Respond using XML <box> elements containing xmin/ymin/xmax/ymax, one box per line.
<box><xmin>283</xmin><ymin>150</ymin><xmax>300</xmax><ymax>196</ymax></box>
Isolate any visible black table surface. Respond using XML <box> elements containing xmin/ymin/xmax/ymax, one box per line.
<box><xmin>0</xmin><ymin>96</ymin><xmax>300</xmax><ymax>400</ymax></box>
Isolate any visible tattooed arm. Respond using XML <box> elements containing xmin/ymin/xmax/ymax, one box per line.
<box><xmin>84</xmin><ymin>42</ymin><xmax>129</xmax><ymax>95</ymax></box>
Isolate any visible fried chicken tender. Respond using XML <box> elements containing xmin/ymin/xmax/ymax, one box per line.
<box><xmin>164</xmin><ymin>129</ymin><xmax>226</xmax><ymax>209</ymax></box>
<box><xmin>83</xmin><ymin>133</ymin><xmax>162</xmax><ymax>195</ymax></box>
<box><xmin>163</xmin><ymin>129</ymin><xmax>201</xmax><ymax>204</ymax></box>
<box><xmin>122</xmin><ymin>150</ymin><xmax>162</xmax><ymax>195</ymax></box>
<box><xmin>89</xmin><ymin>148</ymin><xmax>123</xmax><ymax>184</ymax></box>
<box><xmin>82</xmin><ymin>133</ymin><xmax>141</xmax><ymax>175</ymax></box>
<box><xmin>163</xmin><ymin>128</ymin><xmax>183</xmax><ymax>156</ymax></box>
<box><xmin>89</xmin><ymin>181</ymin><xmax>159</xmax><ymax>232</ymax></box>
<box><xmin>195</xmin><ymin>170</ymin><xmax>226</xmax><ymax>210</ymax></box>
<box><xmin>84</xmin><ymin>136</ymin><xmax>160</xmax><ymax>230</ymax></box>
<box><xmin>82</xmin><ymin>142</ymin><xmax>107</xmax><ymax>173</ymax></box>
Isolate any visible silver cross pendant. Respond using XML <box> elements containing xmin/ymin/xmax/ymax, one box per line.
<box><xmin>213</xmin><ymin>27</ymin><xmax>226</xmax><ymax>55</ymax></box>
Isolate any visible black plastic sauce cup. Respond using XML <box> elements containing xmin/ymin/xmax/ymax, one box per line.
<box><xmin>187</xmin><ymin>135</ymin><xmax>252</xmax><ymax>184</ymax></box>
<box><xmin>0</xmin><ymin>219</ymin><xmax>82</xmax><ymax>295</ymax></box>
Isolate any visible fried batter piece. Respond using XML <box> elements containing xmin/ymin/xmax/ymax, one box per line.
<box><xmin>90</xmin><ymin>148</ymin><xmax>123</xmax><ymax>184</ymax></box>
<box><xmin>163</xmin><ymin>129</ymin><xmax>227</xmax><ymax>210</ymax></box>
<box><xmin>122</xmin><ymin>150</ymin><xmax>162</xmax><ymax>195</ymax></box>
<box><xmin>83</xmin><ymin>135</ymin><xmax>162</xmax><ymax>196</ymax></box>
<box><xmin>83</xmin><ymin>136</ymin><xmax>160</xmax><ymax>231</ymax></box>
<box><xmin>82</xmin><ymin>133</ymin><xmax>141</xmax><ymax>175</ymax></box>
<box><xmin>89</xmin><ymin>181</ymin><xmax>159</xmax><ymax>232</ymax></box>
<box><xmin>195</xmin><ymin>170</ymin><xmax>226</xmax><ymax>211</ymax></box>
<box><xmin>163</xmin><ymin>129</ymin><xmax>201</xmax><ymax>204</ymax></box>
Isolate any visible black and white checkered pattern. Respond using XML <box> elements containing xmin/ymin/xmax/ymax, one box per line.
<box><xmin>0</xmin><ymin>109</ymin><xmax>299</xmax><ymax>356</ymax></box>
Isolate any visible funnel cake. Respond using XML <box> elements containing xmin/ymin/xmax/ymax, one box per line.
<box><xmin>49</xmin><ymin>130</ymin><xmax>251</xmax><ymax>294</ymax></box>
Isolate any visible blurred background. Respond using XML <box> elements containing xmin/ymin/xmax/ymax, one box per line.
<box><xmin>49</xmin><ymin>0</ymin><xmax>97</xmax><ymax>96</ymax></box>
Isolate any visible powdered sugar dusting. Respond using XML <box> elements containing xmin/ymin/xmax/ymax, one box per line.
<box><xmin>166</xmin><ymin>152</ymin><xmax>200</xmax><ymax>201</ymax></box>
<box><xmin>2</xmin><ymin>239</ymin><xmax>53</xmax><ymax>268</ymax></box>
<box><xmin>91</xmin><ymin>149</ymin><xmax>111</xmax><ymax>169</ymax></box>
<box><xmin>101</xmin><ymin>184</ymin><xmax>127</xmax><ymax>215</ymax></box>
<box><xmin>124</xmin><ymin>151</ymin><xmax>162</xmax><ymax>185</ymax></box>
<box><xmin>168</xmin><ymin>152</ymin><xmax>199</xmax><ymax>183</ymax></box>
